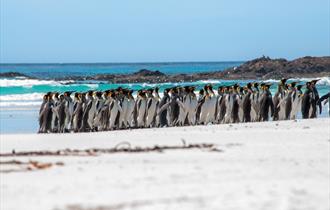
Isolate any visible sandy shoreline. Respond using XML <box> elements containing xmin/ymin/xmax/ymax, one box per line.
<box><xmin>1</xmin><ymin>118</ymin><xmax>329</xmax><ymax>210</ymax></box>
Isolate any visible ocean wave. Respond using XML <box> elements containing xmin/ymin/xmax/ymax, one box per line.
<box><xmin>0</xmin><ymin>93</ymin><xmax>44</xmax><ymax>101</ymax></box>
<box><xmin>141</xmin><ymin>83</ymin><xmax>158</xmax><ymax>88</ymax></box>
<box><xmin>262</xmin><ymin>79</ymin><xmax>279</xmax><ymax>83</ymax></box>
<box><xmin>0</xmin><ymin>93</ymin><xmax>42</xmax><ymax>107</ymax></box>
<box><xmin>85</xmin><ymin>84</ymin><xmax>99</xmax><ymax>88</ymax></box>
<box><xmin>0</xmin><ymin>78</ymin><xmax>74</xmax><ymax>87</ymax></box>
<box><xmin>199</xmin><ymin>80</ymin><xmax>221</xmax><ymax>84</ymax></box>
<box><xmin>0</xmin><ymin>101</ymin><xmax>41</xmax><ymax>107</ymax></box>
<box><xmin>291</xmin><ymin>77</ymin><xmax>330</xmax><ymax>86</ymax></box>
<box><xmin>262</xmin><ymin>77</ymin><xmax>330</xmax><ymax>86</ymax></box>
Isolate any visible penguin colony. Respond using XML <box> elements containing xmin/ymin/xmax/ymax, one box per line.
<box><xmin>38</xmin><ymin>79</ymin><xmax>329</xmax><ymax>133</ymax></box>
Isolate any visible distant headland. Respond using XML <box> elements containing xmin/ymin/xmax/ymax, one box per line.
<box><xmin>1</xmin><ymin>56</ymin><xmax>329</xmax><ymax>83</ymax></box>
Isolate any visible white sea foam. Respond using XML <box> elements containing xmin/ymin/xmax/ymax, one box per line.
<box><xmin>262</xmin><ymin>77</ymin><xmax>330</xmax><ymax>86</ymax></box>
<box><xmin>199</xmin><ymin>80</ymin><xmax>221</xmax><ymax>84</ymax></box>
<box><xmin>141</xmin><ymin>83</ymin><xmax>157</xmax><ymax>87</ymax></box>
<box><xmin>262</xmin><ymin>79</ymin><xmax>279</xmax><ymax>83</ymax></box>
<box><xmin>292</xmin><ymin>77</ymin><xmax>330</xmax><ymax>86</ymax></box>
<box><xmin>0</xmin><ymin>101</ymin><xmax>41</xmax><ymax>107</ymax></box>
<box><xmin>0</xmin><ymin>93</ymin><xmax>43</xmax><ymax>108</ymax></box>
<box><xmin>0</xmin><ymin>78</ymin><xmax>74</xmax><ymax>87</ymax></box>
<box><xmin>85</xmin><ymin>84</ymin><xmax>99</xmax><ymax>88</ymax></box>
<box><xmin>0</xmin><ymin>93</ymin><xmax>43</xmax><ymax>101</ymax></box>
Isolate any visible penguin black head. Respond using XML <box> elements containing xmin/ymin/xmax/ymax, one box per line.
<box><xmin>246</xmin><ymin>83</ymin><xmax>252</xmax><ymax>89</ymax></box>
<box><xmin>96</xmin><ymin>91</ymin><xmax>102</xmax><ymax>97</ymax></box>
<box><xmin>280</xmin><ymin>78</ymin><xmax>288</xmax><ymax>84</ymax></box>
<box><xmin>87</xmin><ymin>90</ymin><xmax>93</xmax><ymax>96</ymax></box>
<box><xmin>190</xmin><ymin>86</ymin><xmax>196</xmax><ymax>91</ymax></box>
<box><xmin>184</xmin><ymin>86</ymin><xmax>190</xmax><ymax>92</ymax></box>
<box><xmin>311</xmin><ymin>79</ymin><xmax>320</xmax><ymax>85</ymax></box>
<box><xmin>239</xmin><ymin>87</ymin><xmax>244</xmax><ymax>93</ymax></box>
<box><xmin>106</xmin><ymin>91</ymin><xmax>113</xmax><ymax>98</ymax></box>
<box><xmin>154</xmin><ymin>87</ymin><xmax>159</xmax><ymax>92</ymax></box>
<box><xmin>264</xmin><ymin>83</ymin><xmax>272</xmax><ymax>89</ymax></box>
<box><xmin>217</xmin><ymin>86</ymin><xmax>223</xmax><ymax>92</ymax></box>
<box><xmin>208</xmin><ymin>84</ymin><xmax>214</xmax><ymax>92</ymax></box>
<box><xmin>74</xmin><ymin>92</ymin><xmax>79</xmax><ymax>98</ymax></box>
<box><xmin>176</xmin><ymin>86</ymin><xmax>182</xmax><ymax>91</ymax></box>
<box><xmin>253</xmin><ymin>83</ymin><xmax>259</xmax><ymax>88</ymax></box>
<box><xmin>64</xmin><ymin>91</ymin><xmax>74</xmax><ymax>96</ymax></box>
<box><xmin>199</xmin><ymin>89</ymin><xmax>204</xmax><ymax>95</ymax></box>
<box><xmin>121</xmin><ymin>89</ymin><xmax>128</xmax><ymax>95</ymax></box>
<box><xmin>290</xmin><ymin>82</ymin><xmax>297</xmax><ymax>88</ymax></box>
<box><xmin>46</xmin><ymin>94</ymin><xmax>53</xmax><ymax>101</ymax></box>
<box><xmin>233</xmin><ymin>84</ymin><xmax>239</xmax><ymax>89</ymax></box>
<box><xmin>296</xmin><ymin>85</ymin><xmax>303</xmax><ymax>90</ymax></box>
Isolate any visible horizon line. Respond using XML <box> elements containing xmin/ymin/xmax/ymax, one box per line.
<box><xmin>0</xmin><ymin>60</ymin><xmax>245</xmax><ymax>65</ymax></box>
<box><xmin>1</xmin><ymin>55</ymin><xmax>328</xmax><ymax>65</ymax></box>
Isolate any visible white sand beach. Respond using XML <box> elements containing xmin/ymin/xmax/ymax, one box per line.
<box><xmin>1</xmin><ymin>118</ymin><xmax>329</xmax><ymax>210</ymax></box>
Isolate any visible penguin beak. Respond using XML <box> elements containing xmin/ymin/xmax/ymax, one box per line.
<box><xmin>312</xmin><ymin>79</ymin><xmax>321</xmax><ymax>84</ymax></box>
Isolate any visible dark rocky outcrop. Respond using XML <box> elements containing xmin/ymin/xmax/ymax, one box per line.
<box><xmin>0</xmin><ymin>72</ymin><xmax>33</xmax><ymax>78</ymax></box>
<box><xmin>132</xmin><ymin>69</ymin><xmax>165</xmax><ymax>77</ymax></box>
<box><xmin>82</xmin><ymin>69</ymin><xmax>168</xmax><ymax>83</ymax></box>
<box><xmin>80</xmin><ymin>56</ymin><xmax>330</xmax><ymax>82</ymax></box>
<box><xmin>216</xmin><ymin>56</ymin><xmax>330</xmax><ymax>80</ymax></box>
<box><xmin>1</xmin><ymin>56</ymin><xmax>329</xmax><ymax>83</ymax></box>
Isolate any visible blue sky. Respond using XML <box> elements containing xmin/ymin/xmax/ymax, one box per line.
<box><xmin>0</xmin><ymin>0</ymin><xmax>329</xmax><ymax>63</ymax></box>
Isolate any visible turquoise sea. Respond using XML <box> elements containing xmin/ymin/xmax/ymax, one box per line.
<box><xmin>0</xmin><ymin>62</ymin><xmax>329</xmax><ymax>133</ymax></box>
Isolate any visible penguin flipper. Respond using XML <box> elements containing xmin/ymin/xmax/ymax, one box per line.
<box><xmin>116</xmin><ymin>101</ymin><xmax>123</xmax><ymax>113</ymax></box>
<box><xmin>176</xmin><ymin>98</ymin><xmax>186</xmax><ymax>112</ymax></box>
<box><xmin>147</xmin><ymin>98</ymin><xmax>153</xmax><ymax>109</ymax></box>
<box><xmin>324</xmin><ymin>98</ymin><xmax>329</xmax><ymax>106</ymax></box>
<box><xmin>157</xmin><ymin>102</ymin><xmax>171</xmax><ymax>115</ymax></box>
<box><xmin>51</xmin><ymin>107</ymin><xmax>60</xmax><ymax>119</ymax></box>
